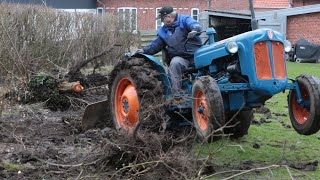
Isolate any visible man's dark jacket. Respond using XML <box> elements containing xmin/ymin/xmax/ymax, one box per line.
<box><xmin>143</xmin><ymin>14</ymin><xmax>202</xmax><ymax>62</ymax></box>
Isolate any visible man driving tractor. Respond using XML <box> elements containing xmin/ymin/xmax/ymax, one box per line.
<box><xmin>136</xmin><ymin>6</ymin><xmax>203</xmax><ymax>94</ymax></box>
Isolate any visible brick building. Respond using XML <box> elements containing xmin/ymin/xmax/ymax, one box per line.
<box><xmin>287</xmin><ymin>10</ymin><xmax>320</xmax><ymax>44</ymax></box>
<box><xmin>97</xmin><ymin>0</ymin><xmax>251</xmax><ymax>31</ymax></box>
<box><xmin>97</xmin><ymin>0</ymin><xmax>203</xmax><ymax>31</ymax></box>
<box><xmin>98</xmin><ymin>0</ymin><xmax>319</xmax><ymax>44</ymax></box>
<box><xmin>254</xmin><ymin>0</ymin><xmax>320</xmax><ymax>44</ymax></box>
<box><xmin>287</xmin><ymin>0</ymin><xmax>320</xmax><ymax>44</ymax></box>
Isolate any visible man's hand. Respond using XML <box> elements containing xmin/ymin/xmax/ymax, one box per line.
<box><xmin>135</xmin><ymin>49</ymin><xmax>144</xmax><ymax>54</ymax></box>
<box><xmin>187</xmin><ymin>30</ymin><xmax>199</xmax><ymax>39</ymax></box>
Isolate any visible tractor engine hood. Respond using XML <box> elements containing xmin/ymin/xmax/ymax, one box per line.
<box><xmin>194</xmin><ymin>28</ymin><xmax>285</xmax><ymax>69</ymax></box>
<box><xmin>195</xmin><ymin>28</ymin><xmax>289</xmax><ymax>96</ymax></box>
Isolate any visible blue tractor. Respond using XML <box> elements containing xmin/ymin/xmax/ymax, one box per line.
<box><xmin>82</xmin><ymin>1</ymin><xmax>320</xmax><ymax>140</ymax></box>
<box><xmin>82</xmin><ymin>27</ymin><xmax>320</xmax><ymax>140</ymax></box>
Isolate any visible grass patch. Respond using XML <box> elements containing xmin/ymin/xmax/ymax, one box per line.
<box><xmin>0</xmin><ymin>162</ymin><xmax>28</xmax><ymax>172</ymax></box>
<box><xmin>198</xmin><ymin>62</ymin><xmax>320</xmax><ymax>179</ymax></box>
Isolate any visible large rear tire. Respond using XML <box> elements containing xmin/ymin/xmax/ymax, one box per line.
<box><xmin>192</xmin><ymin>76</ymin><xmax>225</xmax><ymax>141</ymax></box>
<box><xmin>288</xmin><ymin>75</ymin><xmax>320</xmax><ymax>135</ymax></box>
<box><xmin>225</xmin><ymin>110</ymin><xmax>253</xmax><ymax>138</ymax></box>
<box><xmin>109</xmin><ymin>58</ymin><xmax>164</xmax><ymax>134</ymax></box>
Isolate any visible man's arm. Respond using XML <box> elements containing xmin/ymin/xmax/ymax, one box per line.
<box><xmin>143</xmin><ymin>36</ymin><xmax>166</xmax><ymax>55</ymax></box>
<box><xmin>185</xmin><ymin>16</ymin><xmax>202</xmax><ymax>32</ymax></box>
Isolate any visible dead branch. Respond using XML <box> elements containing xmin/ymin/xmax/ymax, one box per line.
<box><xmin>201</xmin><ymin>164</ymin><xmax>281</xmax><ymax>180</ymax></box>
<box><xmin>162</xmin><ymin>161</ymin><xmax>189</xmax><ymax>180</ymax></box>
<box><xmin>109</xmin><ymin>160</ymin><xmax>163</xmax><ymax>180</ymax></box>
<box><xmin>67</xmin><ymin>44</ymin><xmax>121</xmax><ymax>80</ymax></box>
<box><xmin>287</xmin><ymin>166</ymin><xmax>315</xmax><ymax>180</ymax></box>
<box><xmin>34</xmin><ymin>156</ymin><xmax>100</xmax><ymax>168</ymax></box>
<box><xmin>0</xmin><ymin>20</ymin><xmax>26</xmax><ymax>77</ymax></box>
<box><xmin>284</xmin><ymin>165</ymin><xmax>295</xmax><ymax>180</ymax></box>
<box><xmin>0</xmin><ymin>61</ymin><xmax>24</xmax><ymax>83</ymax></box>
<box><xmin>0</xmin><ymin>124</ymin><xmax>26</xmax><ymax>150</ymax></box>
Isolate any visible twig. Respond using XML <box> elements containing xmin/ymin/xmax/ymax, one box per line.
<box><xmin>200</xmin><ymin>169</ymin><xmax>245</xmax><ymax>179</ymax></box>
<box><xmin>75</xmin><ymin>169</ymin><xmax>84</xmax><ymax>180</ymax></box>
<box><xmin>284</xmin><ymin>165</ymin><xmax>295</xmax><ymax>180</ymax></box>
<box><xmin>221</xmin><ymin>164</ymin><xmax>280</xmax><ymax>180</ymax></box>
<box><xmin>162</xmin><ymin>161</ymin><xmax>189</xmax><ymax>180</ymax></box>
<box><xmin>1</xmin><ymin>19</ymin><xmax>26</xmax><ymax>77</ymax></box>
<box><xmin>0</xmin><ymin>124</ymin><xmax>26</xmax><ymax>150</ymax></box>
<box><xmin>67</xmin><ymin>44</ymin><xmax>121</xmax><ymax>80</ymax></box>
<box><xmin>202</xmin><ymin>164</ymin><xmax>283</xmax><ymax>179</ymax></box>
<box><xmin>227</xmin><ymin>144</ymin><xmax>245</xmax><ymax>152</ymax></box>
<box><xmin>34</xmin><ymin>156</ymin><xmax>100</xmax><ymax>168</ymax></box>
<box><xmin>287</xmin><ymin>166</ymin><xmax>315</xmax><ymax>180</ymax></box>
<box><xmin>0</xmin><ymin>61</ymin><xmax>24</xmax><ymax>82</ymax></box>
<box><xmin>109</xmin><ymin>160</ymin><xmax>163</xmax><ymax>180</ymax></box>
<box><xmin>197</xmin><ymin>155</ymin><xmax>212</xmax><ymax>179</ymax></box>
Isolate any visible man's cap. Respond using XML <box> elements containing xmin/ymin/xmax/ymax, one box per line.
<box><xmin>157</xmin><ymin>6</ymin><xmax>174</xmax><ymax>20</ymax></box>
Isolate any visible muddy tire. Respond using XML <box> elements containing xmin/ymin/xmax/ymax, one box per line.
<box><xmin>192</xmin><ymin>76</ymin><xmax>225</xmax><ymax>141</ymax></box>
<box><xmin>288</xmin><ymin>75</ymin><xmax>320</xmax><ymax>135</ymax></box>
<box><xmin>109</xmin><ymin>58</ymin><xmax>164</xmax><ymax>134</ymax></box>
<box><xmin>225</xmin><ymin>110</ymin><xmax>253</xmax><ymax>138</ymax></box>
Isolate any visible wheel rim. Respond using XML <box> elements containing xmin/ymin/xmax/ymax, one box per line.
<box><xmin>114</xmin><ymin>77</ymin><xmax>139</xmax><ymax>130</ymax></box>
<box><xmin>194</xmin><ymin>90</ymin><xmax>209</xmax><ymax>131</ymax></box>
<box><xmin>291</xmin><ymin>85</ymin><xmax>309</xmax><ymax>124</ymax></box>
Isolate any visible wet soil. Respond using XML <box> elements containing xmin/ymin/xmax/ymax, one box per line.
<box><xmin>0</xmin><ymin>59</ymin><xmax>318</xmax><ymax>179</ymax></box>
<box><xmin>0</xmin><ymin>58</ymin><xmax>212</xmax><ymax>179</ymax></box>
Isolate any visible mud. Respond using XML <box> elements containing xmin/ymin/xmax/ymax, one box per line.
<box><xmin>0</xmin><ymin>59</ymin><xmax>318</xmax><ymax>179</ymax></box>
<box><xmin>0</xmin><ymin>58</ymin><xmax>214</xmax><ymax>179</ymax></box>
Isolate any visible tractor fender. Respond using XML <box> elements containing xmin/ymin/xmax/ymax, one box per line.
<box><xmin>132</xmin><ymin>54</ymin><xmax>172</xmax><ymax>96</ymax></box>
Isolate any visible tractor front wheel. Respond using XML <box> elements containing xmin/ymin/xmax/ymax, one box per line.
<box><xmin>192</xmin><ymin>76</ymin><xmax>225</xmax><ymax>141</ymax></box>
<box><xmin>288</xmin><ymin>75</ymin><xmax>320</xmax><ymax>135</ymax></box>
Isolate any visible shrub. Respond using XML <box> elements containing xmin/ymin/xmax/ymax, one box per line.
<box><xmin>0</xmin><ymin>3</ymin><xmax>138</xmax><ymax>83</ymax></box>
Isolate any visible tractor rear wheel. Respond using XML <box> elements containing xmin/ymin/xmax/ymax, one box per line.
<box><xmin>192</xmin><ymin>76</ymin><xmax>225</xmax><ymax>141</ymax></box>
<box><xmin>288</xmin><ymin>75</ymin><xmax>320</xmax><ymax>135</ymax></box>
<box><xmin>225</xmin><ymin>110</ymin><xmax>253</xmax><ymax>138</ymax></box>
<box><xmin>109</xmin><ymin>58</ymin><xmax>164</xmax><ymax>135</ymax></box>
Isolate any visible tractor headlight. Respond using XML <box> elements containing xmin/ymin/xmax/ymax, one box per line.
<box><xmin>226</xmin><ymin>41</ymin><xmax>238</xmax><ymax>54</ymax></box>
<box><xmin>284</xmin><ymin>40</ymin><xmax>292</xmax><ymax>53</ymax></box>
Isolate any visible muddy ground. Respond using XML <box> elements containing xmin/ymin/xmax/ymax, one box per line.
<box><xmin>0</xmin><ymin>59</ymin><xmax>318</xmax><ymax>179</ymax></box>
<box><xmin>0</xmin><ymin>59</ymin><xmax>210</xmax><ymax>180</ymax></box>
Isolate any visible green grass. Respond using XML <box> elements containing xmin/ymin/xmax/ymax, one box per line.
<box><xmin>286</xmin><ymin>61</ymin><xmax>320</xmax><ymax>78</ymax></box>
<box><xmin>198</xmin><ymin>62</ymin><xmax>320</xmax><ymax>179</ymax></box>
<box><xmin>0</xmin><ymin>162</ymin><xmax>28</xmax><ymax>172</ymax></box>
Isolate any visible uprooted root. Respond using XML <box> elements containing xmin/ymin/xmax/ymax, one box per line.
<box><xmin>76</xmin><ymin>128</ymin><xmax>215</xmax><ymax>179</ymax></box>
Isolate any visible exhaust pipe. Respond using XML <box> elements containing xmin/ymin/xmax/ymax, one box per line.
<box><xmin>249</xmin><ymin>0</ymin><xmax>258</xmax><ymax>30</ymax></box>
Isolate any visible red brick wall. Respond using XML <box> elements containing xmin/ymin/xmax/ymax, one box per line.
<box><xmin>100</xmin><ymin>0</ymin><xmax>207</xmax><ymax>30</ymax></box>
<box><xmin>211</xmin><ymin>0</ymin><xmax>249</xmax><ymax>10</ymax></box>
<box><xmin>287</xmin><ymin>12</ymin><xmax>320</xmax><ymax>44</ymax></box>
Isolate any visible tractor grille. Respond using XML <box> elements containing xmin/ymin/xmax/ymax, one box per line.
<box><xmin>271</xmin><ymin>42</ymin><xmax>286</xmax><ymax>78</ymax></box>
<box><xmin>254</xmin><ymin>41</ymin><xmax>285</xmax><ymax>80</ymax></box>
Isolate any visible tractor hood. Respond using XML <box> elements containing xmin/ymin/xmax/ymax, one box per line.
<box><xmin>195</xmin><ymin>28</ymin><xmax>289</xmax><ymax>95</ymax></box>
<box><xmin>194</xmin><ymin>28</ymin><xmax>285</xmax><ymax>69</ymax></box>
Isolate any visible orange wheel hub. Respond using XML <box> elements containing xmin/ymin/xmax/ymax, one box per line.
<box><xmin>114</xmin><ymin>77</ymin><xmax>139</xmax><ymax>130</ymax></box>
<box><xmin>194</xmin><ymin>90</ymin><xmax>209</xmax><ymax>131</ymax></box>
<box><xmin>292</xmin><ymin>86</ymin><xmax>309</xmax><ymax>124</ymax></box>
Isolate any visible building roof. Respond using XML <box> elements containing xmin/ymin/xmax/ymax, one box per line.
<box><xmin>256</xmin><ymin>4</ymin><xmax>320</xmax><ymax>18</ymax></box>
<box><xmin>203</xmin><ymin>9</ymin><xmax>251</xmax><ymax>19</ymax></box>
<box><xmin>0</xmin><ymin>0</ymin><xmax>97</xmax><ymax>9</ymax></box>
<box><xmin>205</xmin><ymin>9</ymin><xmax>251</xmax><ymax>16</ymax></box>
<box><xmin>254</xmin><ymin>0</ymin><xmax>289</xmax><ymax>8</ymax></box>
